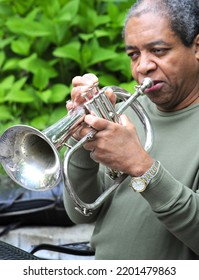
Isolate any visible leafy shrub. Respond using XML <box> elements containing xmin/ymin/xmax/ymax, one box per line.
<box><xmin>0</xmin><ymin>0</ymin><xmax>136</xmax><ymax>134</ymax></box>
<box><xmin>0</xmin><ymin>0</ymin><xmax>137</xmax><ymax>175</ymax></box>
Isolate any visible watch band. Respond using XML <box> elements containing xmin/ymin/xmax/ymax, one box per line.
<box><xmin>130</xmin><ymin>160</ymin><xmax>160</xmax><ymax>192</ymax></box>
<box><xmin>141</xmin><ymin>160</ymin><xmax>160</xmax><ymax>185</ymax></box>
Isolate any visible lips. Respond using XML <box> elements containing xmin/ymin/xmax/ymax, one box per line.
<box><xmin>144</xmin><ymin>80</ymin><xmax>163</xmax><ymax>93</ymax></box>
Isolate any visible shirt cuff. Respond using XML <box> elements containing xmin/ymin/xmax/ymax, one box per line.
<box><xmin>141</xmin><ymin>163</ymin><xmax>183</xmax><ymax>211</ymax></box>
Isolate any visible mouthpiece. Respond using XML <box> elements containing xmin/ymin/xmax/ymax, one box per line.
<box><xmin>141</xmin><ymin>77</ymin><xmax>153</xmax><ymax>91</ymax></box>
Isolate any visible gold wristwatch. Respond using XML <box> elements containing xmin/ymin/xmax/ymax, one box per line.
<box><xmin>130</xmin><ymin>161</ymin><xmax>160</xmax><ymax>192</ymax></box>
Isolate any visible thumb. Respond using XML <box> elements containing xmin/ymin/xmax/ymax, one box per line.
<box><xmin>66</xmin><ymin>100</ymin><xmax>73</xmax><ymax>111</ymax></box>
<box><xmin>119</xmin><ymin>114</ymin><xmax>132</xmax><ymax>127</ymax></box>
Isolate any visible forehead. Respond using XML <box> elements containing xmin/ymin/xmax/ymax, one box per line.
<box><xmin>124</xmin><ymin>13</ymin><xmax>177</xmax><ymax>47</ymax></box>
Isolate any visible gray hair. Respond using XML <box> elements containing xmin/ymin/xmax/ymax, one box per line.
<box><xmin>123</xmin><ymin>0</ymin><xmax>199</xmax><ymax>47</ymax></box>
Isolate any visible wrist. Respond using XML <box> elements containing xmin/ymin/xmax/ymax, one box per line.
<box><xmin>128</xmin><ymin>158</ymin><xmax>155</xmax><ymax>177</ymax></box>
<box><xmin>130</xmin><ymin>160</ymin><xmax>160</xmax><ymax>192</ymax></box>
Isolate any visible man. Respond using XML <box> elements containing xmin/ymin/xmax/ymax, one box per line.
<box><xmin>64</xmin><ymin>0</ymin><xmax>199</xmax><ymax>259</ymax></box>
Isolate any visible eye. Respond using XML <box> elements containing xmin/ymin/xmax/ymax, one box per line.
<box><xmin>127</xmin><ymin>51</ymin><xmax>140</xmax><ymax>61</ymax></box>
<box><xmin>152</xmin><ymin>48</ymin><xmax>169</xmax><ymax>56</ymax></box>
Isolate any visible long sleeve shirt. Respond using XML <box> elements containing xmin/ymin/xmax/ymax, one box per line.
<box><xmin>63</xmin><ymin>96</ymin><xmax>199</xmax><ymax>259</ymax></box>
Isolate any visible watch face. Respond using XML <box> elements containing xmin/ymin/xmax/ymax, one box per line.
<box><xmin>131</xmin><ymin>178</ymin><xmax>146</xmax><ymax>192</ymax></box>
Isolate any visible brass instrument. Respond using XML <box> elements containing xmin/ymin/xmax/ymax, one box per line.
<box><xmin>0</xmin><ymin>78</ymin><xmax>153</xmax><ymax>216</ymax></box>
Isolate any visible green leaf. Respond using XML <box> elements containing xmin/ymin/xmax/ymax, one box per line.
<box><xmin>48</xmin><ymin>106</ymin><xmax>68</xmax><ymax>125</ymax></box>
<box><xmin>37</xmin><ymin>17</ymin><xmax>66</xmax><ymax>45</ymax></box>
<box><xmin>108</xmin><ymin>3</ymin><xmax>120</xmax><ymax>22</ymax></box>
<box><xmin>81</xmin><ymin>38</ymin><xmax>118</xmax><ymax>68</ymax></box>
<box><xmin>77</xmin><ymin>5</ymin><xmax>109</xmax><ymax>32</ymax></box>
<box><xmin>94</xmin><ymin>30</ymin><xmax>111</xmax><ymax>39</ymax></box>
<box><xmin>30</xmin><ymin>114</ymin><xmax>49</xmax><ymax>130</ymax></box>
<box><xmin>87</xmin><ymin>47</ymin><xmax>117</xmax><ymax>67</ymax></box>
<box><xmin>5</xmin><ymin>89</ymin><xmax>34</xmax><ymax>103</ymax></box>
<box><xmin>108</xmin><ymin>2</ymin><xmax>128</xmax><ymax>27</ymax></box>
<box><xmin>98</xmin><ymin>74</ymin><xmax>119</xmax><ymax>87</ymax></box>
<box><xmin>2</xmin><ymin>58</ymin><xmax>20</xmax><ymax>71</ymax></box>
<box><xmin>105</xmin><ymin>52</ymin><xmax>132</xmax><ymax>80</ymax></box>
<box><xmin>0</xmin><ymin>75</ymin><xmax>15</xmax><ymax>90</ymax></box>
<box><xmin>8</xmin><ymin>1</ymin><xmax>35</xmax><ymax>16</ymax></box>
<box><xmin>79</xmin><ymin>33</ymin><xmax>94</xmax><ymax>42</ymax></box>
<box><xmin>53</xmin><ymin>41</ymin><xmax>81</xmax><ymax>64</ymax></box>
<box><xmin>36</xmin><ymin>89</ymin><xmax>52</xmax><ymax>103</ymax></box>
<box><xmin>0</xmin><ymin>2</ymin><xmax>13</xmax><ymax>18</ymax></box>
<box><xmin>12</xmin><ymin>77</ymin><xmax>28</xmax><ymax>91</ymax></box>
<box><xmin>48</xmin><ymin>84</ymin><xmax>70</xmax><ymax>103</ymax></box>
<box><xmin>19</xmin><ymin>53</ymin><xmax>57</xmax><ymax>78</ymax></box>
<box><xmin>0</xmin><ymin>88</ymin><xmax>5</xmax><ymax>103</ymax></box>
<box><xmin>37</xmin><ymin>0</ymin><xmax>60</xmax><ymax>19</ymax></box>
<box><xmin>11</xmin><ymin>37</ymin><xmax>31</xmax><ymax>56</ymax></box>
<box><xmin>0</xmin><ymin>105</ymin><xmax>13</xmax><ymax>121</ymax></box>
<box><xmin>6</xmin><ymin>17</ymin><xmax>51</xmax><ymax>37</ymax></box>
<box><xmin>0</xmin><ymin>36</ymin><xmax>15</xmax><ymax>49</ymax></box>
<box><xmin>0</xmin><ymin>77</ymin><xmax>28</xmax><ymax>101</ymax></box>
<box><xmin>56</xmin><ymin>0</ymin><xmax>80</xmax><ymax>22</ymax></box>
<box><xmin>33</xmin><ymin>68</ymin><xmax>49</xmax><ymax>91</ymax></box>
<box><xmin>119</xmin><ymin>80</ymin><xmax>138</xmax><ymax>93</ymax></box>
<box><xmin>95</xmin><ymin>15</ymin><xmax>110</xmax><ymax>27</ymax></box>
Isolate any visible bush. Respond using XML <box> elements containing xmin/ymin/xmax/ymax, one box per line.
<box><xmin>0</xmin><ymin>0</ymin><xmax>136</xmax><ymax>134</ymax></box>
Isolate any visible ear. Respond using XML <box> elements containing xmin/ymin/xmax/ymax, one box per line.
<box><xmin>194</xmin><ymin>34</ymin><xmax>199</xmax><ymax>59</ymax></box>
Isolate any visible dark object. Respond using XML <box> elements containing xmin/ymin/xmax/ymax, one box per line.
<box><xmin>0</xmin><ymin>240</ymin><xmax>95</xmax><ymax>260</ymax></box>
<box><xmin>31</xmin><ymin>241</ymin><xmax>95</xmax><ymax>256</ymax></box>
<box><xmin>0</xmin><ymin>180</ymin><xmax>73</xmax><ymax>233</ymax></box>
<box><xmin>0</xmin><ymin>239</ymin><xmax>39</xmax><ymax>260</ymax></box>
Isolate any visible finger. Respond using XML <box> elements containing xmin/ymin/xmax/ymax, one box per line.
<box><xmin>66</xmin><ymin>100</ymin><xmax>73</xmax><ymax>111</ymax></box>
<box><xmin>119</xmin><ymin>114</ymin><xmax>131</xmax><ymax>126</ymax></box>
<box><xmin>84</xmin><ymin>114</ymin><xmax>109</xmax><ymax>131</ymax></box>
<box><xmin>72</xmin><ymin>75</ymin><xmax>82</xmax><ymax>86</ymax></box>
<box><xmin>119</xmin><ymin>114</ymin><xmax>137</xmax><ymax>134</ymax></box>
<box><xmin>82</xmin><ymin>73</ymin><xmax>98</xmax><ymax>84</ymax></box>
<box><xmin>84</xmin><ymin>139</ymin><xmax>96</xmax><ymax>151</ymax></box>
<box><xmin>72</xmin><ymin>122</ymin><xmax>93</xmax><ymax>141</ymax></box>
<box><xmin>71</xmin><ymin>85</ymin><xmax>93</xmax><ymax>99</ymax></box>
<box><xmin>72</xmin><ymin>74</ymin><xmax>98</xmax><ymax>87</ymax></box>
<box><xmin>71</xmin><ymin>85</ymin><xmax>92</xmax><ymax>106</ymax></box>
<box><xmin>104</xmin><ymin>87</ymin><xmax>117</xmax><ymax>105</ymax></box>
<box><xmin>71</xmin><ymin>74</ymin><xmax>99</xmax><ymax>106</ymax></box>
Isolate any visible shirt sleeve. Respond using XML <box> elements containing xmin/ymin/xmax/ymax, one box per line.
<box><xmin>142</xmin><ymin>163</ymin><xmax>199</xmax><ymax>255</ymax></box>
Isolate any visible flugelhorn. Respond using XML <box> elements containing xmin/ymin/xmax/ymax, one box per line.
<box><xmin>0</xmin><ymin>78</ymin><xmax>153</xmax><ymax>216</ymax></box>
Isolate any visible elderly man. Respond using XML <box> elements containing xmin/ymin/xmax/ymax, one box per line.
<box><xmin>64</xmin><ymin>0</ymin><xmax>199</xmax><ymax>260</ymax></box>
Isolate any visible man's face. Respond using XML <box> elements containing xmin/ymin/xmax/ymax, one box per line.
<box><xmin>124</xmin><ymin>12</ymin><xmax>199</xmax><ymax>111</ymax></box>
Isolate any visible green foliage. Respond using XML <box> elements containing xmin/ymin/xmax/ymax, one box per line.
<box><xmin>0</xmin><ymin>0</ymin><xmax>136</xmax><ymax>136</ymax></box>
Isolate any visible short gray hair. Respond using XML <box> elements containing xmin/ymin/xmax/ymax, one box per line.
<box><xmin>123</xmin><ymin>0</ymin><xmax>199</xmax><ymax>47</ymax></box>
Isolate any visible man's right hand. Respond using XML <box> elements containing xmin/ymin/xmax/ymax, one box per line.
<box><xmin>66</xmin><ymin>73</ymin><xmax>116</xmax><ymax>140</ymax></box>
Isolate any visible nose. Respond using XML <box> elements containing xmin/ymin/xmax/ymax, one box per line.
<box><xmin>136</xmin><ymin>53</ymin><xmax>157</xmax><ymax>75</ymax></box>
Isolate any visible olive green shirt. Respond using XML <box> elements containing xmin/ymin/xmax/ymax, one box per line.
<box><xmin>64</xmin><ymin>97</ymin><xmax>199</xmax><ymax>259</ymax></box>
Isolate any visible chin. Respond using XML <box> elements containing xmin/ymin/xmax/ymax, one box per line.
<box><xmin>148</xmin><ymin>96</ymin><xmax>173</xmax><ymax>111</ymax></box>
